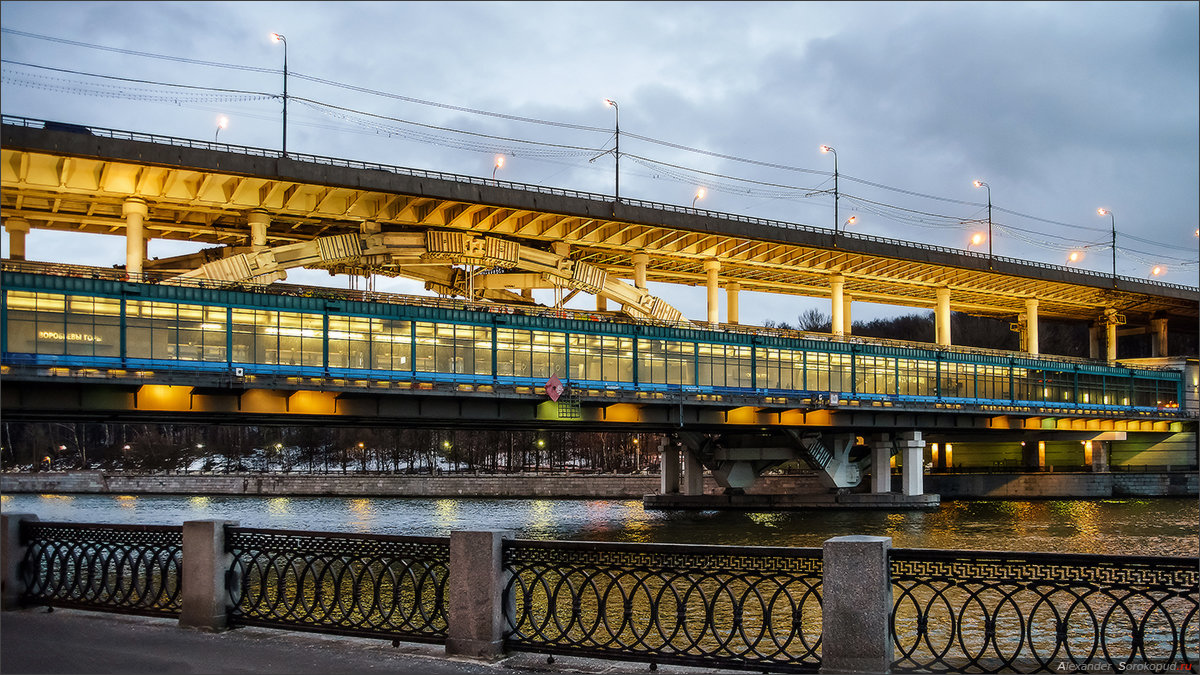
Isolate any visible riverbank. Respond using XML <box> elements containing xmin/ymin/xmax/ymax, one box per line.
<box><xmin>2</xmin><ymin>469</ymin><xmax>1195</xmax><ymax>499</ymax></box>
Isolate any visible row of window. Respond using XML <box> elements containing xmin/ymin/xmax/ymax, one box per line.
<box><xmin>2</xmin><ymin>291</ymin><xmax>1180</xmax><ymax>408</ymax></box>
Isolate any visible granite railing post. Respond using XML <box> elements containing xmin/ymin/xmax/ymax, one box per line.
<box><xmin>1</xmin><ymin>513</ymin><xmax>38</xmax><ymax>611</ymax></box>
<box><xmin>446</xmin><ymin>530</ymin><xmax>512</xmax><ymax>659</ymax></box>
<box><xmin>821</xmin><ymin>535</ymin><xmax>894</xmax><ymax>673</ymax></box>
<box><xmin>179</xmin><ymin>519</ymin><xmax>238</xmax><ymax>632</ymax></box>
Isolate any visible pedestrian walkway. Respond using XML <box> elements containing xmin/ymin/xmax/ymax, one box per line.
<box><xmin>0</xmin><ymin>607</ymin><xmax>745</xmax><ymax>675</ymax></box>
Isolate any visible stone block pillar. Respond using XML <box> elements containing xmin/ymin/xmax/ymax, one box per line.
<box><xmin>179</xmin><ymin>519</ymin><xmax>238</xmax><ymax>631</ymax></box>
<box><xmin>1151</xmin><ymin>318</ymin><xmax>1168</xmax><ymax>357</ymax></box>
<box><xmin>1</xmin><ymin>513</ymin><xmax>37</xmax><ymax>611</ymax></box>
<box><xmin>898</xmin><ymin>431</ymin><xmax>925</xmax><ymax>496</ymax></box>
<box><xmin>660</xmin><ymin>443</ymin><xmax>680</xmax><ymax>494</ymax></box>
<box><xmin>870</xmin><ymin>436</ymin><xmax>892</xmax><ymax>494</ymax></box>
<box><xmin>5</xmin><ymin>218</ymin><xmax>30</xmax><ymax>261</ymax></box>
<box><xmin>446</xmin><ymin>530</ymin><xmax>511</xmax><ymax>659</ymax></box>
<box><xmin>682</xmin><ymin>449</ymin><xmax>705</xmax><ymax>496</ymax></box>
<box><xmin>1106</xmin><ymin>321</ymin><xmax>1118</xmax><ymax>362</ymax></box>
<box><xmin>821</xmin><ymin>535</ymin><xmax>893</xmax><ymax>673</ymax></box>
<box><xmin>726</xmin><ymin>282</ymin><xmax>740</xmax><ymax>325</ymax></box>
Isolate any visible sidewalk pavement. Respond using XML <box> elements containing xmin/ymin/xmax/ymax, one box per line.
<box><xmin>0</xmin><ymin>607</ymin><xmax>745</xmax><ymax>675</ymax></box>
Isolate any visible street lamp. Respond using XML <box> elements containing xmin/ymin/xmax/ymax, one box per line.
<box><xmin>215</xmin><ymin>116</ymin><xmax>228</xmax><ymax>142</ymax></box>
<box><xmin>1067</xmin><ymin>250</ymin><xmax>1084</xmax><ymax>264</ymax></box>
<box><xmin>693</xmin><ymin>187</ymin><xmax>706</xmax><ymax>208</ymax></box>
<box><xmin>973</xmin><ymin>180</ymin><xmax>992</xmax><ymax>266</ymax></box>
<box><xmin>843</xmin><ymin>215</ymin><xmax>857</xmax><ymax>229</ymax></box>
<box><xmin>969</xmin><ymin>232</ymin><xmax>986</xmax><ymax>250</ymax></box>
<box><xmin>493</xmin><ymin>155</ymin><xmax>505</xmax><ymax>180</ymax></box>
<box><xmin>819</xmin><ymin>145</ymin><xmax>840</xmax><ymax>241</ymax></box>
<box><xmin>604</xmin><ymin>98</ymin><xmax>619</xmax><ymax>201</ymax></box>
<box><xmin>1151</xmin><ymin>265</ymin><xmax>1166</xmax><ymax>277</ymax></box>
<box><xmin>1097</xmin><ymin>208</ymin><xmax>1116</xmax><ymax>280</ymax></box>
<box><xmin>271</xmin><ymin>33</ymin><xmax>288</xmax><ymax>156</ymax></box>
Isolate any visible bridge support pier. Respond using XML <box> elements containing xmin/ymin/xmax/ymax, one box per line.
<box><xmin>682</xmin><ymin>449</ymin><xmax>704</xmax><ymax>495</ymax></box>
<box><xmin>660</xmin><ymin>442</ymin><xmax>680</xmax><ymax>494</ymax></box>
<box><xmin>1151</xmin><ymin>317</ymin><xmax>1168</xmax><ymax>357</ymax></box>
<box><xmin>896</xmin><ymin>431</ymin><xmax>925</xmax><ymax>497</ymax></box>
<box><xmin>830</xmin><ymin>275</ymin><xmax>845</xmax><ymax>336</ymax></box>
<box><xmin>4</xmin><ymin>218</ymin><xmax>30</xmax><ymax>261</ymax></box>
<box><xmin>935</xmin><ymin>287</ymin><xmax>951</xmax><ymax>346</ymax></box>
<box><xmin>704</xmin><ymin>259</ymin><xmax>720</xmax><ymax>325</ymax></box>
<box><xmin>1024</xmin><ymin>298</ymin><xmax>1039</xmax><ymax>356</ymax></box>
<box><xmin>726</xmin><ymin>282</ymin><xmax>740</xmax><ymax>325</ymax></box>
<box><xmin>870</xmin><ymin>437</ymin><xmax>892</xmax><ymax>494</ymax></box>
<box><xmin>123</xmin><ymin>198</ymin><xmax>148</xmax><ymax>278</ymax></box>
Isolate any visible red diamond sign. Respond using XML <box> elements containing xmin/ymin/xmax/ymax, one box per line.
<box><xmin>545</xmin><ymin>374</ymin><xmax>564</xmax><ymax>402</ymax></box>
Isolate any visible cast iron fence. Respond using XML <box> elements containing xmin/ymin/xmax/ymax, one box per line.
<box><xmin>501</xmin><ymin>539</ymin><xmax>824</xmax><ymax>672</ymax></box>
<box><xmin>890</xmin><ymin>548</ymin><xmax>1198</xmax><ymax>673</ymax></box>
<box><xmin>225</xmin><ymin>527</ymin><xmax>450</xmax><ymax>643</ymax></box>
<box><xmin>18</xmin><ymin>520</ymin><xmax>182</xmax><ymax>616</ymax></box>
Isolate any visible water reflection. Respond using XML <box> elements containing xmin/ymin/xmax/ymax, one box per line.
<box><xmin>0</xmin><ymin>494</ymin><xmax>1194</xmax><ymax>557</ymax></box>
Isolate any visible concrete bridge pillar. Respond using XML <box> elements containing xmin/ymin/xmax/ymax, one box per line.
<box><xmin>682</xmin><ymin>449</ymin><xmax>705</xmax><ymax>496</ymax></box>
<box><xmin>897</xmin><ymin>431</ymin><xmax>925</xmax><ymax>496</ymax></box>
<box><xmin>596</xmin><ymin>294</ymin><xmax>607</xmax><ymax>311</ymax></box>
<box><xmin>1024</xmin><ymin>298</ymin><xmax>1039</xmax><ymax>356</ymax></box>
<box><xmin>1089</xmin><ymin>323</ymin><xmax>1102</xmax><ymax>360</ymax></box>
<box><xmin>123</xmin><ymin>198</ymin><xmax>149</xmax><ymax>278</ymax></box>
<box><xmin>632</xmin><ymin>252</ymin><xmax>649</xmax><ymax>289</ymax></box>
<box><xmin>248</xmin><ymin>210</ymin><xmax>270</xmax><ymax>250</ymax></box>
<box><xmin>660</xmin><ymin>443</ymin><xmax>680</xmax><ymax>494</ymax></box>
<box><xmin>843</xmin><ymin>295</ymin><xmax>852</xmax><ymax>335</ymax></box>
<box><xmin>935</xmin><ymin>287</ymin><xmax>952</xmax><ymax>346</ymax></box>
<box><xmin>830</xmin><ymin>274</ymin><xmax>845</xmax><ymax>336</ymax></box>
<box><xmin>726</xmin><ymin>282</ymin><xmax>740</xmax><ymax>325</ymax></box>
<box><xmin>704</xmin><ymin>259</ymin><xmax>721</xmax><ymax>325</ymax></box>
<box><xmin>1106</xmin><ymin>321</ymin><xmax>1118</xmax><ymax>362</ymax></box>
<box><xmin>870</xmin><ymin>436</ymin><xmax>892</xmax><ymax>494</ymax></box>
<box><xmin>4</xmin><ymin>218</ymin><xmax>30</xmax><ymax>261</ymax></box>
<box><xmin>1151</xmin><ymin>317</ymin><xmax>1168</xmax><ymax>357</ymax></box>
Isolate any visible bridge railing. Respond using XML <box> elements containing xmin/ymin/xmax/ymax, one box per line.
<box><xmin>4</xmin><ymin>514</ymin><xmax>1195</xmax><ymax>673</ymax></box>
<box><xmin>4</xmin><ymin>114</ymin><xmax>1195</xmax><ymax>295</ymax></box>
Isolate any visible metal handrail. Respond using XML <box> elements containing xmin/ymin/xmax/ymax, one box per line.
<box><xmin>3</xmin><ymin>114</ymin><xmax>1195</xmax><ymax>295</ymax></box>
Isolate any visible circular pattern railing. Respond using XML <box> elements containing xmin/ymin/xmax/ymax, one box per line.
<box><xmin>502</xmin><ymin>539</ymin><xmax>823</xmax><ymax>672</ymax></box>
<box><xmin>226</xmin><ymin>527</ymin><xmax>450</xmax><ymax>642</ymax></box>
<box><xmin>19</xmin><ymin>521</ymin><xmax>183</xmax><ymax>616</ymax></box>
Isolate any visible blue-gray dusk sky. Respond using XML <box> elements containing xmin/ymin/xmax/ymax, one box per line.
<box><xmin>1</xmin><ymin>1</ymin><xmax>1197</xmax><ymax>325</ymax></box>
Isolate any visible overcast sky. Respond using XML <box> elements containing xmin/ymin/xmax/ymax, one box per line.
<box><xmin>2</xmin><ymin>1</ymin><xmax>1197</xmax><ymax>325</ymax></box>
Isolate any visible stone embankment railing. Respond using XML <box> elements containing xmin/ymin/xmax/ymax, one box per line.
<box><xmin>3</xmin><ymin>513</ymin><xmax>1195</xmax><ymax>674</ymax></box>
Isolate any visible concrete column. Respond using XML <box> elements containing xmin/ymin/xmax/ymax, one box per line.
<box><xmin>1089</xmin><ymin>324</ymin><xmax>1102</xmax><ymax>360</ymax></box>
<box><xmin>843</xmin><ymin>296</ymin><xmax>852</xmax><ymax>336</ymax></box>
<box><xmin>447</xmin><ymin>530</ymin><xmax>512</xmax><ymax>659</ymax></box>
<box><xmin>123</xmin><ymin>198</ymin><xmax>148</xmax><ymax>278</ymax></box>
<box><xmin>704</xmin><ymin>259</ymin><xmax>720</xmax><ymax>325</ymax></box>
<box><xmin>596</xmin><ymin>294</ymin><xmax>607</xmax><ymax>311</ymax></box>
<box><xmin>682</xmin><ymin>449</ymin><xmax>704</xmax><ymax>496</ymax></box>
<box><xmin>632</xmin><ymin>252</ymin><xmax>649</xmax><ymax>289</ymax></box>
<box><xmin>5</xmin><ymin>218</ymin><xmax>30</xmax><ymax>261</ymax></box>
<box><xmin>179</xmin><ymin>519</ymin><xmax>238</xmax><ymax>632</ymax></box>
<box><xmin>1151</xmin><ymin>318</ymin><xmax>1168</xmax><ymax>357</ymax></box>
<box><xmin>821</xmin><ymin>536</ymin><xmax>893</xmax><ymax>674</ymax></box>
<box><xmin>830</xmin><ymin>274</ymin><xmax>845</xmax><ymax>336</ymax></box>
<box><xmin>660</xmin><ymin>444</ymin><xmax>680</xmax><ymax>494</ymax></box>
<box><xmin>1</xmin><ymin>513</ymin><xmax>37</xmax><ymax>611</ymax></box>
<box><xmin>870</xmin><ymin>436</ymin><xmax>892</xmax><ymax>494</ymax></box>
<box><xmin>935</xmin><ymin>287</ymin><xmax>951</xmax><ymax>346</ymax></box>
<box><xmin>726</xmin><ymin>282</ymin><xmax>740</xmax><ymax>325</ymax></box>
<box><xmin>248</xmin><ymin>210</ymin><xmax>270</xmax><ymax>250</ymax></box>
<box><xmin>1092</xmin><ymin>441</ymin><xmax>1111</xmax><ymax>472</ymax></box>
<box><xmin>1024</xmin><ymin>298</ymin><xmax>1039</xmax><ymax>356</ymax></box>
<box><xmin>899</xmin><ymin>431</ymin><xmax>925</xmax><ymax>496</ymax></box>
<box><xmin>1106</xmin><ymin>321</ymin><xmax>1118</xmax><ymax>362</ymax></box>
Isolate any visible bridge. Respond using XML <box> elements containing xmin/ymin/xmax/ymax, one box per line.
<box><xmin>2</xmin><ymin>116</ymin><xmax>1196</xmax><ymax>504</ymax></box>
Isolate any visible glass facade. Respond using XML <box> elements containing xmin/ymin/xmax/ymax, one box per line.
<box><xmin>1</xmin><ymin>284</ymin><xmax>1182</xmax><ymax>412</ymax></box>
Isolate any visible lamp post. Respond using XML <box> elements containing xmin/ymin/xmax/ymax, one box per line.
<box><xmin>973</xmin><ymin>180</ymin><xmax>992</xmax><ymax>266</ymax></box>
<box><xmin>604</xmin><ymin>98</ymin><xmax>619</xmax><ymax>201</ymax></box>
<box><xmin>820</xmin><ymin>145</ymin><xmax>840</xmax><ymax>243</ymax></box>
<box><xmin>693</xmin><ymin>187</ymin><xmax>706</xmax><ymax>208</ymax></box>
<box><xmin>1097</xmin><ymin>208</ymin><xmax>1116</xmax><ymax>280</ymax></box>
<box><xmin>493</xmin><ymin>155</ymin><xmax>505</xmax><ymax>180</ymax></box>
<box><xmin>215</xmin><ymin>116</ymin><xmax>228</xmax><ymax>142</ymax></box>
<box><xmin>843</xmin><ymin>215</ymin><xmax>857</xmax><ymax>229</ymax></box>
<box><xmin>271</xmin><ymin>33</ymin><xmax>288</xmax><ymax>156</ymax></box>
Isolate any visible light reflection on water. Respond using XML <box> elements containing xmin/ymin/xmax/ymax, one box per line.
<box><xmin>1</xmin><ymin>493</ymin><xmax>1195</xmax><ymax>556</ymax></box>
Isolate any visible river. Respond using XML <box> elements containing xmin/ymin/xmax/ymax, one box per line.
<box><xmin>2</xmin><ymin>493</ymin><xmax>1196</xmax><ymax>557</ymax></box>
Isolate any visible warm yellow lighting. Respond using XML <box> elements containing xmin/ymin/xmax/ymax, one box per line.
<box><xmin>693</xmin><ymin>187</ymin><xmax>706</xmax><ymax>207</ymax></box>
<box><xmin>819</xmin><ymin>144</ymin><xmax>833</xmax><ymax>153</ymax></box>
<box><xmin>1151</xmin><ymin>265</ymin><xmax>1166</xmax><ymax>276</ymax></box>
<box><xmin>970</xmin><ymin>232</ymin><xmax>986</xmax><ymax>246</ymax></box>
<box><xmin>1097</xmin><ymin>207</ymin><xmax>1109</xmax><ymax>216</ymax></box>
<box><xmin>270</xmin><ymin>32</ymin><xmax>285</xmax><ymax>43</ymax></box>
<box><xmin>494</xmin><ymin>155</ymin><xmax>505</xmax><ymax>169</ymax></box>
<box><xmin>844</xmin><ymin>215</ymin><xmax>857</xmax><ymax>226</ymax></box>
<box><xmin>604</xmin><ymin>98</ymin><xmax>616</xmax><ymax>108</ymax></box>
<box><xmin>217</xmin><ymin>116</ymin><xmax>228</xmax><ymax>130</ymax></box>
<box><xmin>1067</xmin><ymin>250</ymin><xmax>1083</xmax><ymax>263</ymax></box>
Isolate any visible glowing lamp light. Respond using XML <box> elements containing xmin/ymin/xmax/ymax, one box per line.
<box><xmin>970</xmin><ymin>232</ymin><xmax>986</xmax><ymax>247</ymax></box>
<box><xmin>492</xmin><ymin>154</ymin><xmax>505</xmax><ymax>179</ymax></box>
<box><xmin>845</xmin><ymin>216</ymin><xmax>857</xmax><ymax>226</ymax></box>
<box><xmin>1067</xmin><ymin>250</ymin><xmax>1084</xmax><ymax>264</ymax></box>
<box><xmin>693</xmin><ymin>187</ymin><xmax>706</xmax><ymax>207</ymax></box>
<box><xmin>270</xmin><ymin>32</ymin><xmax>284</xmax><ymax>43</ymax></box>
<box><xmin>604</xmin><ymin>98</ymin><xmax>616</xmax><ymax>108</ymax></box>
<box><xmin>1097</xmin><ymin>207</ymin><xmax>1110</xmax><ymax>216</ymax></box>
<box><xmin>819</xmin><ymin>145</ymin><xmax>834</xmax><ymax>154</ymax></box>
<box><xmin>1151</xmin><ymin>265</ymin><xmax>1166</xmax><ymax>276</ymax></box>
<box><xmin>973</xmin><ymin>180</ymin><xmax>985</xmax><ymax>188</ymax></box>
